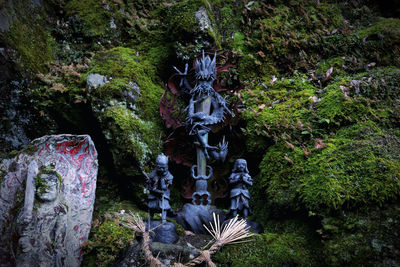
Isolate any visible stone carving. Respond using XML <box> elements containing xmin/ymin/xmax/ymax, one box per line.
<box><xmin>0</xmin><ymin>134</ymin><xmax>98</xmax><ymax>267</ymax></box>
<box><xmin>229</xmin><ymin>159</ymin><xmax>252</xmax><ymax>219</ymax></box>
<box><xmin>17</xmin><ymin>169</ymin><xmax>68</xmax><ymax>267</ymax></box>
<box><xmin>147</xmin><ymin>153</ymin><xmax>174</xmax><ymax>223</ymax></box>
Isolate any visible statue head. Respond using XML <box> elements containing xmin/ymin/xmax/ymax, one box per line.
<box><xmin>155</xmin><ymin>153</ymin><xmax>169</xmax><ymax>177</ymax></box>
<box><xmin>35</xmin><ymin>171</ymin><xmax>60</xmax><ymax>203</ymax></box>
<box><xmin>233</xmin><ymin>158</ymin><xmax>248</xmax><ymax>173</ymax></box>
<box><xmin>195</xmin><ymin>51</ymin><xmax>216</xmax><ymax>81</ymax></box>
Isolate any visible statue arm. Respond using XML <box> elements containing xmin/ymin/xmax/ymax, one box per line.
<box><xmin>243</xmin><ymin>174</ymin><xmax>253</xmax><ymax>186</ymax></box>
<box><xmin>229</xmin><ymin>173</ymin><xmax>240</xmax><ymax>184</ymax></box>
<box><xmin>173</xmin><ymin>63</ymin><xmax>193</xmax><ymax>93</ymax></box>
<box><xmin>160</xmin><ymin>177</ymin><xmax>168</xmax><ymax>191</ymax></box>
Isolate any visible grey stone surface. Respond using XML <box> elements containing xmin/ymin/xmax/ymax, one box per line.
<box><xmin>87</xmin><ymin>73</ymin><xmax>108</xmax><ymax>89</ymax></box>
<box><xmin>147</xmin><ymin>221</ymin><xmax>179</xmax><ymax>244</ymax></box>
<box><xmin>195</xmin><ymin>6</ymin><xmax>211</xmax><ymax>31</ymax></box>
<box><xmin>0</xmin><ymin>8</ymin><xmax>11</xmax><ymax>32</ymax></box>
<box><xmin>175</xmin><ymin>203</ymin><xmax>225</xmax><ymax>234</ymax></box>
<box><xmin>0</xmin><ymin>134</ymin><xmax>98</xmax><ymax>267</ymax></box>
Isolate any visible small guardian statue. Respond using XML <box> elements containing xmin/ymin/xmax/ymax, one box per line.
<box><xmin>147</xmin><ymin>153</ymin><xmax>174</xmax><ymax>223</ymax></box>
<box><xmin>229</xmin><ymin>159</ymin><xmax>252</xmax><ymax>219</ymax></box>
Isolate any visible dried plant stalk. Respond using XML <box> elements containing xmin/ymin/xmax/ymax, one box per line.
<box><xmin>124</xmin><ymin>211</ymin><xmax>253</xmax><ymax>267</ymax></box>
<box><xmin>182</xmin><ymin>213</ymin><xmax>253</xmax><ymax>267</ymax></box>
<box><xmin>123</xmin><ymin>212</ymin><xmax>163</xmax><ymax>267</ymax></box>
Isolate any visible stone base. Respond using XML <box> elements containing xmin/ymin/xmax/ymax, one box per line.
<box><xmin>246</xmin><ymin>219</ymin><xmax>263</xmax><ymax>234</ymax></box>
<box><xmin>146</xmin><ymin>221</ymin><xmax>179</xmax><ymax>244</ymax></box>
<box><xmin>175</xmin><ymin>203</ymin><xmax>225</xmax><ymax>234</ymax></box>
<box><xmin>221</xmin><ymin>217</ymin><xmax>263</xmax><ymax>234</ymax></box>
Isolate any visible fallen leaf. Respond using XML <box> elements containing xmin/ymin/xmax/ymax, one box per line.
<box><xmin>257</xmin><ymin>51</ymin><xmax>265</xmax><ymax>58</ymax></box>
<box><xmin>285</xmin><ymin>141</ymin><xmax>295</xmax><ymax>150</ymax></box>
<box><xmin>302</xmin><ymin>147</ymin><xmax>311</xmax><ymax>157</ymax></box>
<box><xmin>247</xmin><ymin>89</ymin><xmax>255</xmax><ymax>96</ymax></box>
<box><xmin>284</xmin><ymin>156</ymin><xmax>293</xmax><ymax>164</ymax></box>
<box><xmin>322</xmin><ymin>67</ymin><xmax>333</xmax><ymax>82</ymax></box>
<box><xmin>270</xmin><ymin>75</ymin><xmax>277</xmax><ymax>86</ymax></box>
<box><xmin>297</xmin><ymin>119</ymin><xmax>304</xmax><ymax>128</ymax></box>
<box><xmin>315</xmin><ymin>139</ymin><xmax>325</xmax><ymax>149</ymax></box>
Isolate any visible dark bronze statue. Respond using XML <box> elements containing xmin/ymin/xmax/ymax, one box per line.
<box><xmin>229</xmin><ymin>159</ymin><xmax>252</xmax><ymax>219</ymax></box>
<box><xmin>174</xmin><ymin>51</ymin><xmax>229</xmax><ymax>205</ymax></box>
<box><xmin>147</xmin><ymin>153</ymin><xmax>174</xmax><ymax>222</ymax></box>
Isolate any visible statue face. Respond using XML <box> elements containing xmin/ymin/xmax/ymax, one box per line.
<box><xmin>236</xmin><ymin>160</ymin><xmax>246</xmax><ymax>172</ymax></box>
<box><xmin>36</xmin><ymin>174</ymin><xmax>58</xmax><ymax>202</ymax></box>
<box><xmin>156</xmin><ymin>163</ymin><xmax>168</xmax><ymax>177</ymax></box>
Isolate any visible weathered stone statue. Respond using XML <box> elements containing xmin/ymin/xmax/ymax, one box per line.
<box><xmin>0</xmin><ymin>134</ymin><xmax>98</xmax><ymax>266</ymax></box>
<box><xmin>147</xmin><ymin>153</ymin><xmax>174</xmax><ymax>223</ymax></box>
<box><xmin>229</xmin><ymin>159</ymin><xmax>252</xmax><ymax>219</ymax></box>
<box><xmin>17</xmin><ymin>169</ymin><xmax>67</xmax><ymax>267</ymax></box>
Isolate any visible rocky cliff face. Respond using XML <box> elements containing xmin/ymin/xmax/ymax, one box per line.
<box><xmin>1</xmin><ymin>0</ymin><xmax>400</xmax><ymax>266</ymax></box>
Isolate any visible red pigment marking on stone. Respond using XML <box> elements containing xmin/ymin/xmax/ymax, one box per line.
<box><xmin>37</xmin><ymin>144</ymin><xmax>45</xmax><ymax>155</ymax></box>
<box><xmin>56</xmin><ymin>139</ymin><xmax>90</xmax><ymax>168</ymax></box>
<box><xmin>57</xmin><ymin>140</ymin><xmax>83</xmax><ymax>156</ymax></box>
<box><xmin>81</xmin><ymin>182</ymin><xmax>87</xmax><ymax>193</ymax></box>
<box><xmin>74</xmin><ymin>225</ymin><xmax>79</xmax><ymax>231</ymax></box>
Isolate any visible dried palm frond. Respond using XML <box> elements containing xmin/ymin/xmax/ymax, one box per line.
<box><xmin>204</xmin><ymin>213</ymin><xmax>254</xmax><ymax>246</ymax></box>
<box><xmin>123</xmin><ymin>211</ymin><xmax>253</xmax><ymax>267</ymax></box>
<box><xmin>123</xmin><ymin>211</ymin><xmax>146</xmax><ymax>233</ymax></box>
<box><xmin>123</xmin><ymin>211</ymin><xmax>163</xmax><ymax>267</ymax></box>
<box><xmin>182</xmin><ymin>213</ymin><xmax>254</xmax><ymax>267</ymax></box>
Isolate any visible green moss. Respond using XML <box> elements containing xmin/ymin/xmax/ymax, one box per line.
<box><xmin>357</xmin><ymin>17</ymin><xmax>400</xmax><ymax>39</ymax></box>
<box><xmin>316</xmin><ymin>78</ymin><xmax>369</xmax><ymax>127</ymax></box>
<box><xmin>84</xmin><ymin>214</ymin><xmax>135</xmax><ymax>267</ymax></box>
<box><xmin>87</xmin><ymin>47</ymin><xmax>165</xmax><ymax>175</ymax></box>
<box><xmin>5</xmin><ymin>16</ymin><xmax>56</xmax><ymax>73</ymax></box>
<box><xmin>321</xmin><ymin>205</ymin><xmax>400</xmax><ymax>266</ymax></box>
<box><xmin>164</xmin><ymin>1</ymin><xmax>199</xmax><ymax>34</ymax></box>
<box><xmin>34</xmin><ymin>172</ymin><xmax>50</xmax><ymax>195</ymax></box>
<box><xmin>90</xmin><ymin>47</ymin><xmax>163</xmax><ymax>121</ymax></box>
<box><xmin>102</xmin><ymin>105</ymin><xmax>162</xmax><ymax>168</ymax></box>
<box><xmin>214</xmin><ymin>223</ymin><xmax>320</xmax><ymax>266</ymax></box>
<box><xmin>241</xmin><ymin>76</ymin><xmax>317</xmax><ymax>151</ymax></box>
<box><xmin>34</xmin><ymin>168</ymin><xmax>62</xmax><ymax>195</ymax></box>
<box><xmin>21</xmin><ymin>144</ymin><xmax>39</xmax><ymax>156</ymax></box>
<box><xmin>256</xmin><ymin>121</ymin><xmax>400</xmax><ymax>213</ymax></box>
<box><xmin>317</xmin><ymin>68</ymin><xmax>400</xmax><ymax>128</ymax></box>
<box><xmin>237</xmin><ymin>1</ymin><xmax>346</xmax><ymax>76</ymax></box>
<box><xmin>65</xmin><ymin>0</ymin><xmax>111</xmax><ymax>38</ymax></box>
<box><xmin>315</xmin><ymin>57</ymin><xmax>346</xmax><ymax>77</ymax></box>
<box><xmin>232</xmin><ymin>32</ymin><xmax>245</xmax><ymax>50</ymax></box>
<box><xmin>299</xmin><ymin>122</ymin><xmax>400</xmax><ymax>211</ymax></box>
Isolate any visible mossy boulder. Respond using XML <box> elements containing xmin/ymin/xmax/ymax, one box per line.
<box><xmin>86</xmin><ymin>47</ymin><xmax>164</xmax><ymax>176</ymax></box>
<box><xmin>321</xmin><ymin>205</ymin><xmax>400</xmax><ymax>266</ymax></box>
<box><xmin>214</xmin><ymin>220</ymin><xmax>321</xmax><ymax>266</ymax></box>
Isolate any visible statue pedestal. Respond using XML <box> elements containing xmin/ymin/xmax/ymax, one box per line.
<box><xmin>221</xmin><ymin>217</ymin><xmax>263</xmax><ymax>234</ymax></box>
<box><xmin>175</xmin><ymin>203</ymin><xmax>225</xmax><ymax>234</ymax></box>
<box><xmin>146</xmin><ymin>221</ymin><xmax>179</xmax><ymax>244</ymax></box>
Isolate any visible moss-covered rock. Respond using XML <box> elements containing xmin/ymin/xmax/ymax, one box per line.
<box><xmin>321</xmin><ymin>205</ymin><xmax>400</xmax><ymax>266</ymax></box>
<box><xmin>83</xmin><ymin>210</ymin><xmax>137</xmax><ymax>267</ymax></box>
<box><xmin>87</xmin><ymin>47</ymin><xmax>164</xmax><ymax>175</ymax></box>
<box><xmin>214</xmin><ymin>220</ymin><xmax>321</xmax><ymax>266</ymax></box>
